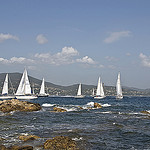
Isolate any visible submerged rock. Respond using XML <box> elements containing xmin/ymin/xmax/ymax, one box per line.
<box><xmin>94</xmin><ymin>102</ymin><xmax>102</xmax><ymax>108</ymax></box>
<box><xmin>8</xmin><ymin>145</ymin><xmax>33</xmax><ymax>150</ymax></box>
<box><xmin>53</xmin><ymin>107</ymin><xmax>67</xmax><ymax>112</ymax></box>
<box><xmin>19</xmin><ymin>135</ymin><xmax>40</xmax><ymax>142</ymax></box>
<box><xmin>0</xmin><ymin>145</ymin><xmax>33</xmax><ymax>150</ymax></box>
<box><xmin>0</xmin><ymin>99</ymin><xmax>41</xmax><ymax>113</ymax></box>
<box><xmin>141</xmin><ymin>111</ymin><xmax>150</xmax><ymax>114</ymax></box>
<box><xmin>0</xmin><ymin>145</ymin><xmax>6</xmax><ymax>150</ymax></box>
<box><xmin>44</xmin><ymin>136</ymin><xmax>78</xmax><ymax>150</ymax></box>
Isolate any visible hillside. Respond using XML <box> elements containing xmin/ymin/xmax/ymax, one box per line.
<box><xmin>0</xmin><ymin>73</ymin><xmax>150</xmax><ymax>96</ymax></box>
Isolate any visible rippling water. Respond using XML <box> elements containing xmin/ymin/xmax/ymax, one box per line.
<box><xmin>0</xmin><ymin>96</ymin><xmax>150</xmax><ymax>149</ymax></box>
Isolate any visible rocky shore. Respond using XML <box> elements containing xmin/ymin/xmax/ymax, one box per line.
<box><xmin>0</xmin><ymin>99</ymin><xmax>41</xmax><ymax>113</ymax></box>
<box><xmin>0</xmin><ymin>135</ymin><xmax>79</xmax><ymax>150</ymax></box>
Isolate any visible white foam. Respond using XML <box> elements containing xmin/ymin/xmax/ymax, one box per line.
<box><xmin>86</xmin><ymin>102</ymin><xmax>94</xmax><ymax>106</ymax></box>
<box><xmin>72</xmin><ymin>137</ymin><xmax>83</xmax><ymax>141</ymax></box>
<box><xmin>100</xmin><ymin>111</ymin><xmax>112</xmax><ymax>114</ymax></box>
<box><xmin>101</xmin><ymin>103</ymin><xmax>111</xmax><ymax>107</ymax></box>
<box><xmin>42</xmin><ymin>103</ymin><xmax>55</xmax><ymax>107</ymax></box>
<box><xmin>146</xmin><ymin>110</ymin><xmax>150</xmax><ymax>113</ymax></box>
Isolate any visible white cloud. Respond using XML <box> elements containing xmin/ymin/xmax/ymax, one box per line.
<box><xmin>76</xmin><ymin>56</ymin><xmax>96</xmax><ymax>64</ymax></box>
<box><xmin>139</xmin><ymin>53</ymin><xmax>150</xmax><ymax>67</ymax></box>
<box><xmin>36</xmin><ymin>34</ymin><xmax>48</xmax><ymax>44</ymax></box>
<box><xmin>35</xmin><ymin>47</ymin><xmax>79</xmax><ymax>65</ymax></box>
<box><xmin>0</xmin><ymin>57</ymin><xmax>34</xmax><ymax>64</ymax></box>
<box><xmin>0</xmin><ymin>33</ymin><xmax>19</xmax><ymax>43</ymax></box>
<box><xmin>126</xmin><ymin>52</ymin><xmax>131</xmax><ymax>56</ymax></box>
<box><xmin>104</xmin><ymin>31</ymin><xmax>131</xmax><ymax>43</ymax></box>
<box><xmin>105</xmin><ymin>56</ymin><xmax>118</xmax><ymax>61</ymax></box>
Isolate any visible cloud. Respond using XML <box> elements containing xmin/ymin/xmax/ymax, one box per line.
<box><xmin>105</xmin><ymin>56</ymin><xmax>118</xmax><ymax>61</ymax></box>
<box><xmin>139</xmin><ymin>53</ymin><xmax>150</xmax><ymax>67</ymax></box>
<box><xmin>36</xmin><ymin>34</ymin><xmax>48</xmax><ymax>44</ymax></box>
<box><xmin>104</xmin><ymin>31</ymin><xmax>131</xmax><ymax>43</ymax></box>
<box><xmin>0</xmin><ymin>33</ymin><xmax>19</xmax><ymax>43</ymax></box>
<box><xmin>35</xmin><ymin>47</ymin><xmax>79</xmax><ymax>65</ymax></box>
<box><xmin>0</xmin><ymin>57</ymin><xmax>34</xmax><ymax>64</ymax></box>
<box><xmin>126</xmin><ymin>53</ymin><xmax>131</xmax><ymax>56</ymax></box>
<box><xmin>76</xmin><ymin>56</ymin><xmax>96</xmax><ymax>64</ymax></box>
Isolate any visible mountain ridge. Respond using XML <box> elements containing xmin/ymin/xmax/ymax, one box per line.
<box><xmin>0</xmin><ymin>73</ymin><xmax>150</xmax><ymax>96</ymax></box>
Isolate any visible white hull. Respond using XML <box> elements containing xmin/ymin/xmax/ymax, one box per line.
<box><xmin>74</xmin><ymin>95</ymin><xmax>85</xmax><ymax>98</ymax></box>
<box><xmin>94</xmin><ymin>96</ymin><xmax>106</xmax><ymax>99</ymax></box>
<box><xmin>16</xmin><ymin>95</ymin><xmax>37</xmax><ymax>100</ymax></box>
<box><xmin>0</xmin><ymin>95</ymin><xmax>15</xmax><ymax>100</ymax></box>
<box><xmin>116</xmin><ymin>95</ymin><xmax>123</xmax><ymax>100</ymax></box>
<box><xmin>38</xmin><ymin>94</ymin><xmax>49</xmax><ymax>97</ymax></box>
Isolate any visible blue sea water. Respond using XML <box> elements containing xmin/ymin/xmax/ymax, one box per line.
<box><xmin>0</xmin><ymin>96</ymin><xmax>150</xmax><ymax>150</ymax></box>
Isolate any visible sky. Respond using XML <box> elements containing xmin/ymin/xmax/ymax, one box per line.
<box><xmin>0</xmin><ymin>0</ymin><xmax>150</xmax><ymax>89</ymax></box>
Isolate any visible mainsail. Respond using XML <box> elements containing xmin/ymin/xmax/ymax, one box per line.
<box><xmin>77</xmin><ymin>83</ymin><xmax>82</xmax><ymax>96</ymax></box>
<box><xmin>94</xmin><ymin>76</ymin><xmax>105</xmax><ymax>99</ymax></box>
<box><xmin>116</xmin><ymin>72</ymin><xmax>123</xmax><ymax>99</ymax></box>
<box><xmin>39</xmin><ymin>78</ymin><xmax>45</xmax><ymax>95</ymax></box>
<box><xmin>15</xmin><ymin>69</ymin><xmax>31</xmax><ymax>95</ymax></box>
<box><xmin>2</xmin><ymin>74</ymin><xmax>8</xmax><ymax>95</ymax></box>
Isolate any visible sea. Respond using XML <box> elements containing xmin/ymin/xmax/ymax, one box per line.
<box><xmin>0</xmin><ymin>96</ymin><xmax>150</xmax><ymax>150</ymax></box>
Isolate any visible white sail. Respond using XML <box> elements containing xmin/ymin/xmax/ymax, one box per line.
<box><xmin>96</xmin><ymin>77</ymin><xmax>101</xmax><ymax>96</ymax></box>
<box><xmin>24</xmin><ymin>69</ymin><xmax>31</xmax><ymax>95</ymax></box>
<box><xmin>92</xmin><ymin>88</ymin><xmax>95</xmax><ymax>96</ymax></box>
<box><xmin>75</xmin><ymin>83</ymin><xmax>85</xmax><ymax>98</ymax></box>
<box><xmin>39</xmin><ymin>78</ymin><xmax>45</xmax><ymax>95</ymax></box>
<box><xmin>15</xmin><ymin>69</ymin><xmax>31</xmax><ymax>95</ymax></box>
<box><xmin>116</xmin><ymin>72</ymin><xmax>123</xmax><ymax>99</ymax></box>
<box><xmin>94</xmin><ymin>76</ymin><xmax>105</xmax><ymax>99</ymax></box>
<box><xmin>2</xmin><ymin>74</ymin><xmax>8</xmax><ymax>95</ymax></box>
<box><xmin>100</xmin><ymin>82</ymin><xmax>105</xmax><ymax>97</ymax></box>
<box><xmin>77</xmin><ymin>83</ymin><xmax>82</xmax><ymax>96</ymax></box>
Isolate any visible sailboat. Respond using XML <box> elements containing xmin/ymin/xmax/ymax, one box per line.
<box><xmin>0</xmin><ymin>74</ymin><xmax>15</xmax><ymax>99</ymax></box>
<box><xmin>90</xmin><ymin>88</ymin><xmax>95</xmax><ymax>97</ymax></box>
<box><xmin>15</xmin><ymin>69</ymin><xmax>37</xmax><ymax>100</ymax></box>
<box><xmin>94</xmin><ymin>77</ymin><xmax>106</xmax><ymax>99</ymax></box>
<box><xmin>74</xmin><ymin>83</ymin><xmax>85</xmax><ymax>98</ymax></box>
<box><xmin>38</xmin><ymin>78</ymin><xmax>49</xmax><ymax>97</ymax></box>
<box><xmin>116</xmin><ymin>72</ymin><xmax>123</xmax><ymax>99</ymax></box>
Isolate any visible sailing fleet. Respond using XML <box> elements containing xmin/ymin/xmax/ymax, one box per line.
<box><xmin>0</xmin><ymin>69</ymin><xmax>124</xmax><ymax>100</ymax></box>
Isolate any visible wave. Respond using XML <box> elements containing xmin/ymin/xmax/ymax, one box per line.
<box><xmin>42</xmin><ymin>103</ymin><xmax>56</xmax><ymax>107</ymax></box>
<box><xmin>41</xmin><ymin>101</ymin><xmax>111</xmax><ymax>112</ymax></box>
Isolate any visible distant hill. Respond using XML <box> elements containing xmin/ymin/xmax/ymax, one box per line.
<box><xmin>0</xmin><ymin>73</ymin><xmax>150</xmax><ymax>96</ymax></box>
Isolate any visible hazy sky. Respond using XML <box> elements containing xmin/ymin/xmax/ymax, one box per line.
<box><xmin>0</xmin><ymin>0</ymin><xmax>150</xmax><ymax>89</ymax></box>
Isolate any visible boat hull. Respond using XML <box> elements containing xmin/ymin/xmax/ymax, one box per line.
<box><xmin>38</xmin><ymin>94</ymin><xmax>49</xmax><ymax>97</ymax></box>
<box><xmin>0</xmin><ymin>95</ymin><xmax>16</xmax><ymax>100</ymax></box>
<box><xmin>116</xmin><ymin>96</ymin><xmax>123</xmax><ymax>100</ymax></box>
<box><xmin>94</xmin><ymin>96</ymin><xmax>106</xmax><ymax>99</ymax></box>
<box><xmin>16</xmin><ymin>95</ymin><xmax>37</xmax><ymax>100</ymax></box>
<box><xmin>74</xmin><ymin>95</ymin><xmax>85</xmax><ymax>98</ymax></box>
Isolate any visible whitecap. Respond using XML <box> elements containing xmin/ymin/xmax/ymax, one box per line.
<box><xmin>101</xmin><ymin>103</ymin><xmax>111</xmax><ymax>107</ymax></box>
<box><xmin>72</xmin><ymin>137</ymin><xmax>83</xmax><ymax>141</ymax></box>
<box><xmin>86</xmin><ymin>102</ymin><xmax>94</xmax><ymax>106</ymax></box>
<box><xmin>42</xmin><ymin>103</ymin><xmax>55</xmax><ymax>107</ymax></box>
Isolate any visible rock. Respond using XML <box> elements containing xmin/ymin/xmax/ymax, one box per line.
<box><xmin>44</xmin><ymin>136</ymin><xmax>78</xmax><ymax>150</ymax></box>
<box><xmin>94</xmin><ymin>102</ymin><xmax>102</xmax><ymax>108</ymax></box>
<box><xmin>8</xmin><ymin>145</ymin><xmax>33</xmax><ymax>150</ymax></box>
<box><xmin>141</xmin><ymin>111</ymin><xmax>150</xmax><ymax>114</ymax></box>
<box><xmin>53</xmin><ymin>107</ymin><xmax>67</xmax><ymax>112</ymax></box>
<box><xmin>19</xmin><ymin>135</ymin><xmax>40</xmax><ymax>142</ymax></box>
<box><xmin>0</xmin><ymin>145</ymin><xmax>7</xmax><ymax>150</ymax></box>
<box><xmin>0</xmin><ymin>99</ymin><xmax>41</xmax><ymax>113</ymax></box>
